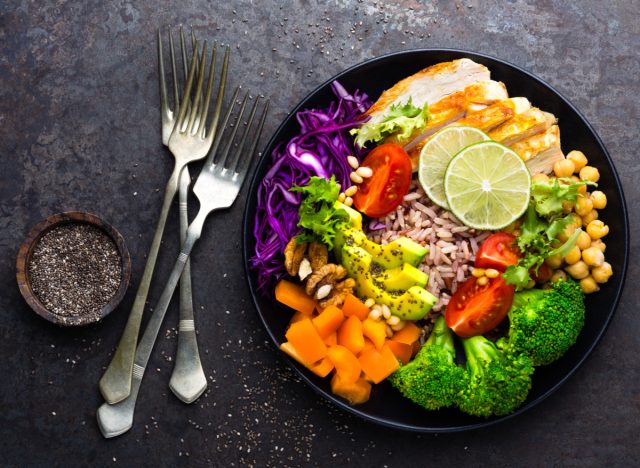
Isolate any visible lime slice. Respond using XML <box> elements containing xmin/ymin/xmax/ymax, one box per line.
<box><xmin>418</xmin><ymin>126</ymin><xmax>491</xmax><ymax>209</ymax></box>
<box><xmin>443</xmin><ymin>141</ymin><xmax>531</xmax><ymax>230</ymax></box>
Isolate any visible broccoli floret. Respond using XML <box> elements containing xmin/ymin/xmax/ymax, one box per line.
<box><xmin>457</xmin><ymin>336</ymin><xmax>534</xmax><ymax>418</ymax></box>
<box><xmin>507</xmin><ymin>279</ymin><xmax>585</xmax><ymax>366</ymax></box>
<box><xmin>389</xmin><ymin>316</ymin><xmax>468</xmax><ymax>411</ymax></box>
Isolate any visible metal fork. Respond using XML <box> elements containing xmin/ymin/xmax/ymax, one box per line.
<box><xmin>157</xmin><ymin>26</ymin><xmax>208</xmax><ymax>404</ymax></box>
<box><xmin>98</xmin><ymin>36</ymin><xmax>229</xmax><ymax>405</ymax></box>
<box><xmin>97</xmin><ymin>91</ymin><xmax>269</xmax><ymax>438</ymax></box>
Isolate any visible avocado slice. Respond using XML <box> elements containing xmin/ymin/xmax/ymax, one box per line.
<box><xmin>373</xmin><ymin>262</ymin><xmax>429</xmax><ymax>291</ymax></box>
<box><xmin>334</xmin><ymin>227</ymin><xmax>428</xmax><ymax>268</ymax></box>
<box><xmin>341</xmin><ymin>244</ymin><xmax>436</xmax><ymax>321</ymax></box>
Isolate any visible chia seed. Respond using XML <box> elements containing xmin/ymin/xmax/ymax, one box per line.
<box><xmin>28</xmin><ymin>223</ymin><xmax>121</xmax><ymax>321</ymax></box>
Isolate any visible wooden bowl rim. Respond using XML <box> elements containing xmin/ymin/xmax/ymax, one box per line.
<box><xmin>16</xmin><ymin>211</ymin><xmax>131</xmax><ymax>326</ymax></box>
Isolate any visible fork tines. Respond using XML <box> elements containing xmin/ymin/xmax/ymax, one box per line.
<box><xmin>207</xmin><ymin>89</ymin><xmax>270</xmax><ymax>175</ymax></box>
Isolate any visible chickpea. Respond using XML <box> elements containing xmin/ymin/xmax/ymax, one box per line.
<box><xmin>566</xmin><ymin>261</ymin><xmax>589</xmax><ymax>279</ymax></box>
<box><xmin>562</xmin><ymin>200</ymin><xmax>575</xmax><ymax>214</ymax></box>
<box><xmin>592</xmin><ymin>262</ymin><xmax>613</xmax><ymax>284</ymax></box>
<box><xmin>591</xmin><ymin>239</ymin><xmax>606</xmax><ymax>253</ymax></box>
<box><xmin>545</xmin><ymin>254</ymin><xmax>563</xmax><ymax>269</ymax></box>
<box><xmin>590</xmin><ymin>190</ymin><xmax>607</xmax><ymax>210</ymax></box>
<box><xmin>563</xmin><ymin>245</ymin><xmax>582</xmax><ymax>265</ymax></box>
<box><xmin>551</xmin><ymin>270</ymin><xmax>567</xmax><ymax>282</ymax></box>
<box><xmin>574</xmin><ymin>195</ymin><xmax>593</xmax><ymax>217</ymax></box>
<box><xmin>567</xmin><ymin>150</ymin><xmax>588</xmax><ymax>172</ymax></box>
<box><xmin>576</xmin><ymin>231</ymin><xmax>592</xmax><ymax>250</ymax></box>
<box><xmin>580</xmin><ymin>276</ymin><xmax>600</xmax><ymax>294</ymax></box>
<box><xmin>586</xmin><ymin>220</ymin><xmax>609</xmax><ymax>239</ymax></box>
<box><xmin>554</xmin><ymin>159</ymin><xmax>576</xmax><ymax>178</ymax></box>
<box><xmin>582</xmin><ymin>247</ymin><xmax>605</xmax><ymax>267</ymax></box>
<box><xmin>579</xmin><ymin>165</ymin><xmax>600</xmax><ymax>183</ymax></box>
<box><xmin>571</xmin><ymin>175</ymin><xmax>588</xmax><ymax>194</ymax></box>
<box><xmin>568</xmin><ymin>213</ymin><xmax>582</xmax><ymax>228</ymax></box>
<box><xmin>582</xmin><ymin>209</ymin><xmax>599</xmax><ymax>226</ymax></box>
<box><xmin>557</xmin><ymin>224</ymin><xmax>577</xmax><ymax>243</ymax></box>
<box><xmin>532</xmin><ymin>173</ymin><xmax>549</xmax><ymax>183</ymax></box>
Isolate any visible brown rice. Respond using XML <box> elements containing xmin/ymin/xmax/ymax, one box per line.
<box><xmin>367</xmin><ymin>180</ymin><xmax>490</xmax><ymax>312</ymax></box>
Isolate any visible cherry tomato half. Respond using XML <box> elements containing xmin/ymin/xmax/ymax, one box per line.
<box><xmin>475</xmin><ymin>232</ymin><xmax>520</xmax><ymax>271</ymax></box>
<box><xmin>353</xmin><ymin>143</ymin><xmax>412</xmax><ymax>218</ymax></box>
<box><xmin>445</xmin><ymin>276</ymin><xmax>515</xmax><ymax>338</ymax></box>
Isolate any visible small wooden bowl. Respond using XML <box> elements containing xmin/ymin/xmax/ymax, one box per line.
<box><xmin>16</xmin><ymin>211</ymin><xmax>131</xmax><ymax>326</ymax></box>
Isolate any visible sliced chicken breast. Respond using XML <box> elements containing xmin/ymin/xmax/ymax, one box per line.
<box><xmin>509</xmin><ymin>125</ymin><xmax>565</xmax><ymax>174</ymax></box>
<box><xmin>488</xmin><ymin>108</ymin><xmax>557</xmax><ymax>146</ymax></box>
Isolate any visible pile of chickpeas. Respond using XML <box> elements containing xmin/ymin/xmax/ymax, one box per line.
<box><xmin>532</xmin><ymin>150</ymin><xmax>613</xmax><ymax>294</ymax></box>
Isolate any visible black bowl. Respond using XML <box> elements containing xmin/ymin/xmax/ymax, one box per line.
<box><xmin>242</xmin><ymin>49</ymin><xmax>629</xmax><ymax>432</ymax></box>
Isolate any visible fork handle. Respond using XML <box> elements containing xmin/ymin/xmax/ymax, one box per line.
<box><xmin>99</xmin><ymin>165</ymin><xmax>181</xmax><ymax>404</ymax></box>
<box><xmin>168</xmin><ymin>167</ymin><xmax>207</xmax><ymax>403</ymax></box>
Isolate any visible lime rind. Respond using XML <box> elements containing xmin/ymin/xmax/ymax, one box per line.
<box><xmin>418</xmin><ymin>126</ymin><xmax>491</xmax><ymax>209</ymax></box>
<box><xmin>443</xmin><ymin>141</ymin><xmax>531</xmax><ymax>230</ymax></box>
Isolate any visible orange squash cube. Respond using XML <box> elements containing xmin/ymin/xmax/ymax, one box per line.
<box><xmin>386</xmin><ymin>340</ymin><xmax>413</xmax><ymax>365</ymax></box>
<box><xmin>285</xmin><ymin>318</ymin><xmax>327</xmax><ymax>364</ymax></box>
<box><xmin>312</xmin><ymin>305</ymin><xmax>345</xmax><ymax>338</ymax></box>
<box><xmin>323</xmin><ymin>332</ymin><xmax>338</xmax><ymax>347</ymax></box>
<box><xmin>358</xmin><ymin>343</ymin><xmax>400</xmax><ymax>384</ymax></box>
<box><xmin>342</xmin><ymin>294</ymin><xmax>370</xmax><ymax>320</ymax></box>
<box><xmin>309</xmin><ymin>357</ymin><xmax>334</xmax><ymax>378</ymax></box>
<box><xmin>390</xmin><ymin>321</ymin><xmax>421</xmax><ymax>345</ymax></box>
<box><xmin>362</xmin><ymin>318</ymin><xmax>387</xmax><ymax>350</ymax></box>
<box><xmin>275</xmin><ymin>280</ymin><xmax>316</xmax><ymax>315</ymax></box>
<box><xmin>326</xmin><ymin>345</ymin><xmax>361</xmax><ymax>384</ymax></box>
<box><xmin>337</xmin><ymin>315</ymin><xmax>365</xmax><ymax>355</ymax></box>
<box><xmin>330</xmin><ymin>373</ymin><xmax>371</xmax><ymax>405</ymax></box>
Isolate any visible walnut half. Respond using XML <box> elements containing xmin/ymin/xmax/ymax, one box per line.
<box><xmin>284</xmin><ymin>238</ymin><xmax>306</xmax><ymax>276</ymax></box>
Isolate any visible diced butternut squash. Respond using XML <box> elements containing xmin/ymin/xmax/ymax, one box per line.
<box><xmin>342</xmin><ymin>294</ymin><xmax>370</xmax><ymax>320</ymax></box>
<box><xmin>326</xmin><ymin>345</ymin><xmax>361</xmax><ymax>384</ymax></box>
<box><xmin>361</xmin><ymin>338</ymin><xmax>375</xmax><ymax>354</ymax></box>
<box><xmin>312</xmin><ymin>305</ymin><xmax>344</xmax><ymax>338</ymax></box>
<box><xmin>275</xmin><ymin>280</ymin><xmax>316</xmax><ymax>315</ymax></box>
<box><xmin>337</xmin><ymin>315</ymin><xmax>365</xmax><ymax>355</ymax></box>
<box><xmin>390</xmin><ymin>321</ymin><xmax>421</xmax><ymax>345</ymax></box>
<box><xmin>285</xmin><ymin>318</ymin><xmax>327</xmax><ymax>364</ymax></box>
<box><xmin>362</xmin><ymin>318</ymin><xmax>387</xmax><ymax>350</ymax></box>
<box><xmin>359</xmin><ymin>343</ymin><xmax>400</xmax><ymax>384</ymax></box>
<box><xmin>331</xmin><ymin>373</ymin><xmax>371</xmax><ymax>405</ymax></box>
<box><xmin>290</xmin><ymin>311</ymin><xmax>308</xmax><ymax>324</ymax></box>
<box><xmin>323</xmin><ymin>332</ymin><xmax>338</xmax><ymax>346</ymax></box>
<box><xmin>386</xmin><ymin>340</ymin><xmax>412</xmax><ymax>365</ymax></box>
<box><xmin>310</xmin><ymin>357</ymin><xmax>334</xmax><ymax>378</ymax></box>
<box><xmin>280</xmin><ymin>341</ymin><xmax>308</xmax><ymax>366</ymax></box>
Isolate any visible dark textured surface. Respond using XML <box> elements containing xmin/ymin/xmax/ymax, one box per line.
<box><xmin>0</xmin><ymin>1</ymin><xmax>637</xmax><ymax>466</ymax></box>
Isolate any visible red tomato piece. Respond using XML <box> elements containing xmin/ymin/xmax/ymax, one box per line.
<box><xmin>475</xmin><ymin>232</ymin><xmax>520</xmax><ymax>271</ymax></box>
<box><xmin>353</xmin><ymin>143</ymin><xmax>412</xmax><ymax>218</ymax></box>
<box><xmin>445</xmin><ymin>276</ymin><xmax>515</xmax><ymax>338</ymax></box>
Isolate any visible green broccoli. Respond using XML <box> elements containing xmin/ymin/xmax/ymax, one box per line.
<box><xmin>389</xmin><ymin>316</ymin><xmax>468</xmax><ymax>411</ymax></box>
<box><xmin>506</xmin><ymin>278</ymin><xmax>585</xmax><ymax>366</ymax></box>
<box><xmin>457</xmin><ymin>336</ymin><xmax>534</xmax><ymax>418</ymax></box>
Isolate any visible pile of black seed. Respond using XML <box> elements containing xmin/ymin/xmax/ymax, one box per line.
<box><xmin>29</xmin><ymin>223</ymin><xmax>121</xmax><ymax>321</ymax></box>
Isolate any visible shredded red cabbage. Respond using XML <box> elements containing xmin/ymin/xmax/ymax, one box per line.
<box><xmin>251</xmin><ymin>81</ymin><xmax>372</xmax><ymax>291</ymax></box>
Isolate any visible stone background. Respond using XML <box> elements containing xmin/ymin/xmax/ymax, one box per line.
<box><xmin>1</xmin><ymin>1</ymin><xmax>637</xmax><ymax>466</ymax></box>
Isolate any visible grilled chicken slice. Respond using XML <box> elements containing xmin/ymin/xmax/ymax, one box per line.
<box><xmin>393</xmin><ymin>80</ymin><xmax>509</xmax><ymax>152</ymax></box>
<box><xmin>365</xmin><ymin>58</ymin><xmax>490</xmax><ymax>125</ymax></box>
<box><xmin>510</xmin><ymin>125</ymin><xmax>564</xmax><ymax>174</ymax></box>
<box><xmin>488</xmin><ymin>108</ymin><xmax>557</xmax><ymax>146</ymax></box>
<box><xmin>406</xmin><ymin>97</ymin><xmax>531</xmax><ymax>168</ymax></box>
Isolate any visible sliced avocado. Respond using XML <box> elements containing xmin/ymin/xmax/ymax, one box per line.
<box><xmin>341</xmin><ymin>244</ymin><xmax>436</xmax><ymax>321</ymax></box>
<box><xmin>334</xmin><ymin>226</ymin><xmax>428</xmax><ymax>268</ymax></box>
<box><xmin>334</xmin><ymin>201</ymin><xmax>362</xmax><ymax>230</ymax></box>
<box><xmin>373</xmin><ymin>262</ymin><xmax>428</xmax><ymax>290</ymax></box>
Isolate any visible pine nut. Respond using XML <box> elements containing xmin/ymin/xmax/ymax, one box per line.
<box><xmin>344</xmin><ymin>196</ymin><xmax>353</xmax><ymax>206</ymax></box>
<box><xmin>391</xmin><ymin>320</ymin><xmax>406</xmax><ymax>331</ymax></box>
<box><xmin>381</xmin><ymin>304</ymin><xmax>391</xmax><ymax>320</ymax></box>
<box><xmin>356</xmin><ymin>166</ymin><xmax>373</xmax><ymax>178</ymax></box>
<box><xmin>347</xmin><ymin>155</ymin><xmax>359</xmax><ymax>169</ymax></box>
<box><xmin>385</xmin><ymin>325</ymin><xmax>394</xmax><ymax>338</ymax></box>
<box><xmin>387</xmin><ymin>315</ymin><xmax>400</xmax><ymax>326</ymax></box>
<box><xmin>471</xmin><ymin>268</ymin><xmax>485</xmax><ymax>277</ymax></box>
<box><xmin>368</xmin><ymin>308</ymin><xmax>381</xmax><ymax>320</ymax></box>
<box><xmin>364</xmin><ymin>298</ymin><xmax>375</xmax><ymax>308</ymax></box>
<box><xmin>344</xmin><ymin>185</ymin><xmax>358</xmax><ymax>197</ymax></box>
<box><xmin>338</xmin><ymin>192</ymin><xmax>346</xmax><ymax>202</ymax></box>
<box><xmin>485</xmin><ymin>268</ymin><xmax>499</xmax><ymax>278</ymax></box>
<box><xmin>477</xmin><ymin>276</ymin><xmax>489</xmax><ymax>286</ymax></box>
<box><xmin>350</xmin><ymin>172</ymin><xmax>364</xmax><ymax>184</ymax></box>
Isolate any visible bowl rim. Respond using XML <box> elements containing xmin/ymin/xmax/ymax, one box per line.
<box><xmin>16</xmin><ymin>211</ymin><xmax>132</xmax><ymax>327</ymax></box>
<box><xmin>242</xmin><ymin>48</ymin><xmax>630</xmax><ymax>432</ymax></box>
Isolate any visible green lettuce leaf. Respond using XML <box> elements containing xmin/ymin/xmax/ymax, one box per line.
<box><xmin>350</xmin><ymin>97</ymin><xmax>429</xmax><ymax>148</ymax></box>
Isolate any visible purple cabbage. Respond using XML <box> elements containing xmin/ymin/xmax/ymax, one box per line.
<box><xmin>250</xmin><ymin>81</ymin><xmax>372</xmax><ymax>291</ymax></box>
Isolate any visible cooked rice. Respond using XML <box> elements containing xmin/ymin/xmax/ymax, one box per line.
<box><xmin>367</xmin><ymin>180</ymin><xmax>490</xmax><ymax>312</ymax></box>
